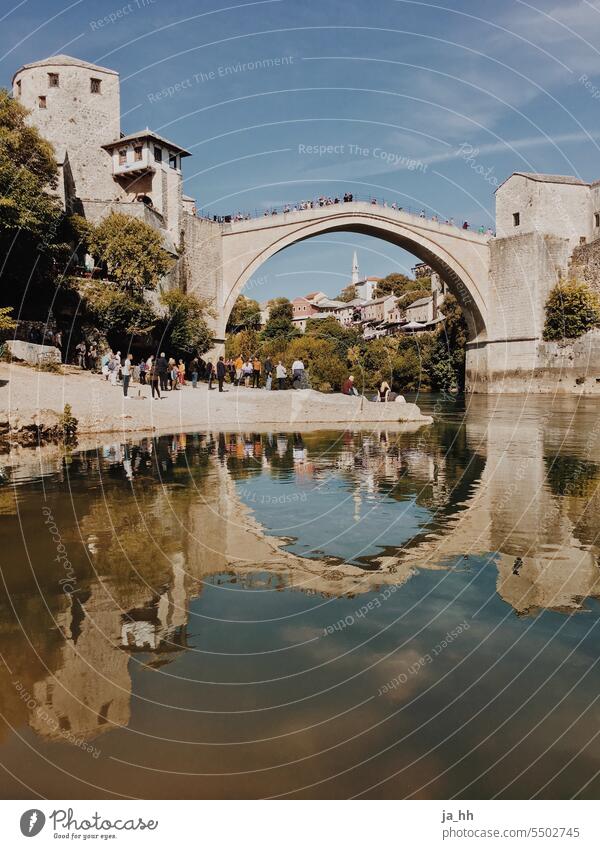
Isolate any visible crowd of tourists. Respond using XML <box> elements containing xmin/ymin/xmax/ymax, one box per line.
<box><xmin>205</xmin><ymin>193</ymin><xmax>494</xmax><ymax>235</ymax></box>
<box><xmin>72</xmin><ymin>342</ymin><xmax>309</xmax><ymax>398</ymax></box>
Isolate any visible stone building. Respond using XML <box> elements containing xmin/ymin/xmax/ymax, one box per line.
<box><xmin>12</xmin><ymin>54</ymin><xmax>192</xmax><ymax>254</ymax></box>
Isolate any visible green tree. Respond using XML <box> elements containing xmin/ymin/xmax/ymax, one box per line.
<box><xmin>80</xmin><ymin>279</ymin><xmax>156</xmax><ymax>338</ymax></box>
<box><xmin>543</xmin><ymin>279</ymin><xmax>600</xmax><ymax>341</ymax></box>
<box><xmin>337</xmin><ymin>283</ymin><xmax>357</xmax><ymax>302</ymax></box>
<box><xmin>88</xmin><ymin>212</ymin><xmax>174</xmax><ymax>295</ymax></box>
<box><xmin>160</xmin><ymin>290</ymin><xmax>214</xmax><ymax>355</ymax></box>
<box><xmin>0</xmin><ymin>306</ymin><xmax>16</xmax><ymax>332</ymax></box>
<box><xmin>262</xmin><ymin>297</ymin><xmax>299</xmax><ymax>341</ymax></box>
<box><xmin>226</xmin><ymin>294</ymin><xmax>262</xmax><ymax>332</ymax></box>
<box><xmin>304</xmin><ymin>315</ymin><xmax>360</xmax><ymax>359</ymax></box>
<box><xmin>426</xmin><ymin>293</ymin><xmax>468</xmax><ymax>391</ymax></box>
<box><xmin>375</xmin><ymin>272</ymin><xmax>422</xmax><ymax>298</ymax></box>
<box><xmin>0</xmin><ymin>89</ymin><xmax>63</xmax><ymax>309</ymax></box>
<box><xmin>225</xmin><ymin>328</ymin><xmax>261</xmax><ymax>359</ymax></box>
<box><xmin>285</xmin><ymin>336</ymin><xmax>347</xmax><ymax>392</ymax></box>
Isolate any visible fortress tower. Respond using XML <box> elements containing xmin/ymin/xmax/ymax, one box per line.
<box><xmin>12</xmin><ymin>55</ymin><xmax>121</xmax><ymax>207</ymax></box>
<box><xmin>11</xmin><ymin>54</ymin><xmax>192</xmax><ymax>246</ymax></box>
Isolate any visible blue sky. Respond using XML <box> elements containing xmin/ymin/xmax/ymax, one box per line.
<box><xmin>3</xmin><ymin>0</ymin><xmax>600</xmax><ymax>300</ymax></box>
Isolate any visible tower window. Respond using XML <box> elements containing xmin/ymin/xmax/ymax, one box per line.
<box><xmin>118</xmin><ymin>148</ymin><xmax>127</xmax><ymax>166</ymax></box>
<box><xmin>169</xmin><ymin>153</ymin><xmax>177</xmax><ymax>169</ymax></box>
<box><xmin>595</xmin><ymin>212</ymin><xmax>600</xmax><ymax>227</ymax></box>
<box><xmin>38</xmin><ymin>95</ymin><xmax>47</xmax><ymax>109</ymax></box>
<box><xmin>134</xmin><ymin>146</ymin><xmax>143</xmax><ymax>162</ymax></box>
<box><xmin>513</xmin><ymin>212</ymin><xmax>520</xmax><ymax>227</ymax></box>
<box><xmin>153</xmin><ymin>146</ymin><xmax>162</xmax><ymax>163</ymax></box>
<box><xmin>16</xmin><ymin>79</ymin><xmax>21</xmax><ymax>96</ymax></box>
<box><xmin>48</xmin><ymin>72</ymin><xmax>59</xmax><ymax>87</ymax></box>
<box><xmin>90</xmin><ymin>77</ymin><xmax>101</xmax><ymax>94</ymax></box>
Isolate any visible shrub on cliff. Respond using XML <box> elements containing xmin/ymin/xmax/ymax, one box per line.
<box><xmin>543</xmin><ymin>279</ymin><xmax>600</xmax><ymax>341</ymax></box>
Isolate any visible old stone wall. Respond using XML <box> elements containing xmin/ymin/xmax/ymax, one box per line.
<box><xmin>488</xmin><ymin>232</ymin><xmax>570</xmax><ymax>343</ymax></box>
<box><xmin>569</xmin><ymin>239</ymin><xmax>600</xmax><ymax>294</ymax></box>
<box><xmin>496</xmin><ymin>174</ymin><xmax>591</xmax><ymax>250</ymax></box>
<box><xmin>181</xmin><ymin>215</ymin><xmax>224</xmax><ymax>335</ymax></box>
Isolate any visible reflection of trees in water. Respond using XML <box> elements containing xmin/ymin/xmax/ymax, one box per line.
<box><xmin>545</xmin><ymin>454</ymin><xmax>600</xmax><ymax>498</ymax></box>
<box><xmin>3</xmin><ymin>415</ymin><xmax>600</xmax><ymax>749</ymax></box>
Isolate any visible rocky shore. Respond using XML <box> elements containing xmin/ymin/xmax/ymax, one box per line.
<box><xmin>0</xmin><ymin>362</ymin><xmax>432</xmax><ymax>446</ymax></box>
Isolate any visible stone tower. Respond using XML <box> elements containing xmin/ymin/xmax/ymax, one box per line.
<box><xmin>12</xmin><ymin>55</ymin><xmax>121</xmax><ymax>207</ymax></box>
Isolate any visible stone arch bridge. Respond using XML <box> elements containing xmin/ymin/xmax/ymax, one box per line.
<box><xmin>182</xmin><ymin>198</ymin><xmax>567</xmax><ymax>392</ymax></box>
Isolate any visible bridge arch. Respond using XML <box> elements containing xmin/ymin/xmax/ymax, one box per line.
<box><xmin>220</xmin><ymin>204</ymin><xmax>491</xmax><ymax>341</ymax></box>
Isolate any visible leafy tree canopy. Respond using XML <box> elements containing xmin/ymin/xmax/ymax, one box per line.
<box><xmin>375</xmin><ymin>272</ymin><xmax>422</xmax><ymax>298</ymax></box>
<box><xmin>88</xmin><ymin>212</ymin><xmax>174</xmax><ymax>295</ymax></box>
<box><xmin>226</xmin><ymin>294</ymin><xmax>261</xmax><ymax>332</ymax></box>
<box><xmin>160</xmin><ymin>289</ymin><xmax>214</xmax><ymax>356</ymax></box>
<box><xmin>262</xmin><ymin>297</ymin><xmax>299</xmax><ymax>341</ymax></box>
<box><xmin>337</xmin><ymin>284</ymin><xmax>357</xmax><ymax>302</ymax></box>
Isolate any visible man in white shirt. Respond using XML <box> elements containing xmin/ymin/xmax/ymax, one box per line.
<box><xmin>122</xmin><ymin>353</ymin><xmax>132</xmax><ymax>398</ymax></box>
<box><xmin>291</xmin><ymin>359</ymin><xmax>305</xmax><ymax>389</ymax></box>
<box><xmin>276</xmin><ymin>361</ymin><xmax>287</xmax><ymax>391</ymax></box>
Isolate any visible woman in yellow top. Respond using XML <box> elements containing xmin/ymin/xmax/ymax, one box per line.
<box><xmin>178</xmin><ymin>359</ymin><xmax>186</xmax><ymax>386</ymax></box>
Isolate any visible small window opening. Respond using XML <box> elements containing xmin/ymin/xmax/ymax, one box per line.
<box><xmin>38</xmin><ymin>95</ymin><xmax>47</xmax><ymax>109</ymax></box>
<box><xmin>134</xmin><ymin>146</ymin><xmax>143</xmax><ymax>162</ymax></box>
<box><xmin>118</xmin><ymin>148</ymin><xmax>127</xmax><ymax>166</ymax></box>
<box><xmin>594</xmin><ymin>212</ymin><xmax>599</xmax><ymax>227</ymax></box>
<box><xmin>90</xmin><ymin>78</ymin><xmax>101</xmax><ymax>94</ymax></box>
<box><xmin>513</xmin><ymin>212</ymin><xmax>520</xmax><ymax>227</ymax></box>
<box><xmin>48</xmin><ymin>72</ymin><xmax>59</xmax><ymax>87</ymax></box>
<box><xmin>153</xmin><ymin>146</ymin><xmax>162</xmax><ymax>163</ymax></box>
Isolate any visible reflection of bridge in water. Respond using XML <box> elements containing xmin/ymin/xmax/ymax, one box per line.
<box><xmin>1</xmin><ymin>403</ymin><xmax>599</xmax><ymax>745</ymax></box>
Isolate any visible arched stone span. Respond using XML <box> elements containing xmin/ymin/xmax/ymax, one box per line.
<box><xmin>219</xmin><ymin>203</ymin><xmax>491</xmax><ymax>341</ymax></box>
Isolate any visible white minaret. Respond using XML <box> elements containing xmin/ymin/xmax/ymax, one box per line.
<box><xmin>351</xmin><ymin>251</ymin><xmax>359</xmax><ymax>285</ymax></box>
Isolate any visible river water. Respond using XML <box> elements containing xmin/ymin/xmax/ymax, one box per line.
<box><xmin>1</xmin><ymin>394</ymin><xmax>599</xmax><ymax>799</ymax></box>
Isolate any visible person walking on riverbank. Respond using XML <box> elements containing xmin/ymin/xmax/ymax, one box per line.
<box><xmin>234</xmin><ymin>354</ymin><xmax>243</xmax><ymax>386</ymax></box>
<box><xmin>206</xmin><ymin>360</ymin><xmax>214</xmax><ymax>389</ymax></box>
<box><xmin>108</xmin><ymin>351</ymin><xmax>119</xmax><ymax>386</ymax></box>
<box><xmin>291</xmin><ymin>358</ymin><xmax>305</xmax><ymax>389</ymax></box>
<box><xmin>217</xmin><ymin>356</ymin><xmax>227</xmax><ymax>392</ymax></box>
<box><xmin>242</xmin><ymin>359</ymin><xmax>253</xmax><ymax>387</ymax></box>
<box><xmin>122</xmin><ymin>353</ymin><xmax>132</xmax><ymax>399</ymax></box>
<box><xmin>276</xmin><ymin>360</ymin><xmax>287</xmax><ymax>390</ymax></box>
<box><xmin>264</xmin><ymin>356</ymin><xmax>273</xmax><ymax>390</ymax></box>
<box><xmin>156</xmin><ymin>353</ymin><xmax>168</xmax><ymax>392</ymax></box>
<box><xmin>168</xmin><ymin>357</ymin><xmax>177</xmax><ymax>390</ymax></box>
<box><xmin>149</xmin><ymin>359</ymin><xmax>161</xmax><ymax>399</ymax></box>
<box><xmin>190</xmin><ymin>356</ymin><xmax>199</xmax><ymax>388</ymax></box>
<box><xmin>76</xmin><ymin>340</ymin><xmax>86</xmax><ymax>370</ymax></box>
<box><xmin>178</xmin><ymin>359</ymin><xmax>186</xmax><ymax>386</ymax></box>
<box><xmin>101</xmin><ymin>350</ymin><xmax>111</xmax><ymax>380</ymax></box>
<box><xmin>252</xmin><ymin>355</ymin><xmax>262</xmax><ymax>388</ymax></box>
